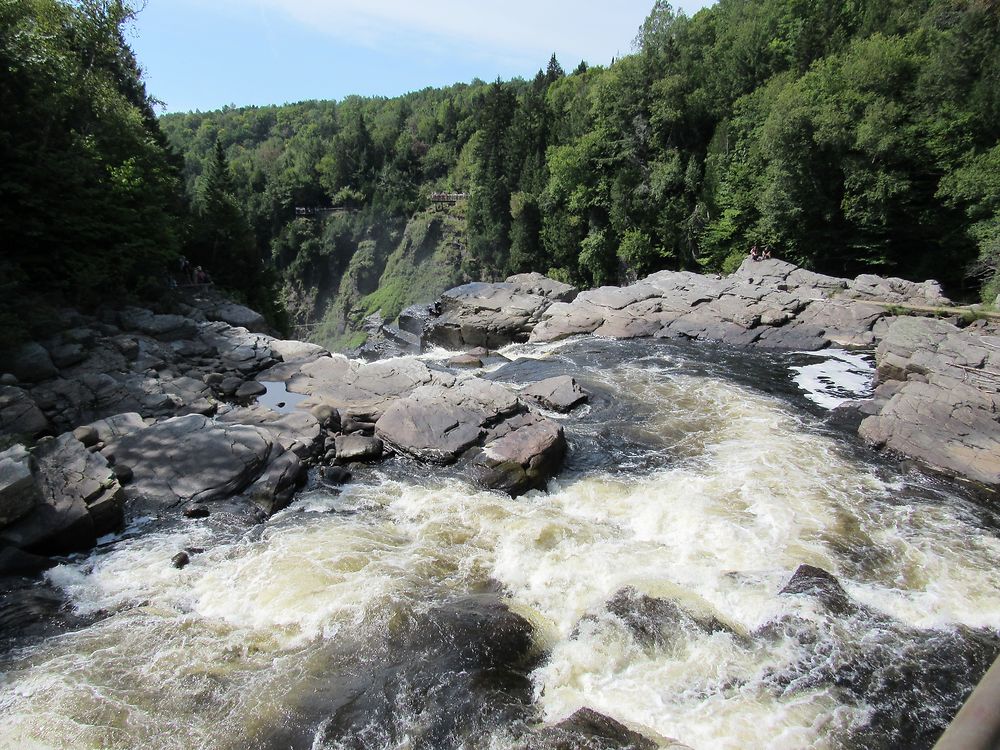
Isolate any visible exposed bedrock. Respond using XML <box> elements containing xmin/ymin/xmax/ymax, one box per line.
<box><xmin>406</xmin><ymin>260</ymin><xmax>997</xmax><ymax>493</ymax></box>
<box><xmin>854</xmin><ymin>316</ymin><xmax>1000</xmax><ymax>489</ymax></box>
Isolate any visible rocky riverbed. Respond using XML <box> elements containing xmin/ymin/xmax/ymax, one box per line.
<box><xmin>1</xmin><ymin>263</ymin><xmax>998</xmax><ymax>749</ymax></box>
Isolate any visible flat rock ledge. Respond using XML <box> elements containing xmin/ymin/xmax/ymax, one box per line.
<box><xmin>402</xmin><ymin>260</ymin><xmax>998</xmax><ymax>493</ymax></box>
<box><xmin>854</xmin><ymin>316</ymin><xmax>1000</xmax><ymax>490</ymax></box>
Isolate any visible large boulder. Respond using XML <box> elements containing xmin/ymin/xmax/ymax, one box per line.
<box><xmin>0</xmin><ymin>433</ymin><xmax>123</xmax><ymax>555</ymax></box>
<box><xmin>7</xmin><ymin>342</ymin><xmax>58</xmax><ymax>383</ymax></box>
<box><xmin>424</xmin><ymin>281</ymin><xmax>558</xmax><ymax>349</ymax></box>
<box><xmin>520</xmin><ymin>376</ymin><xmax>588</xmax><ymax>413</ymax></box>
<box><xmin>0</xmin><ymin>385</ymin><xmax>50</xmax><ymax>437</ymax></box>
<box><xmin>376</xmin><ymin>378</ymin><xmax>520</xmax><ymax>463</ymax></box>
<box><xmin>118</xmin><ymin>308</ymin><xmax>198</xmax><ymax>341</ymax></box>
<box><xmin>472</xmin><ymin>411</ymin><xmax>566</xmax><ymax>496</ymax></box>
<box><xmin>518</xmin><ymin>708</ymin><xmax>663</xmax><ymax>750</ymax></box>
<box><xmin>109</xmin><ymin>414</ymin><xmax>275</xmax><ymax>507</ymax></box>
<box><xmin>289</xmin><ymin>355</ymin><xmax>449</xmax><ymax>420</ymax></box>
<box><xmin>0</xmin><ymin>445</ymin><xmax>40</xmax><ymax>527</ymax></box>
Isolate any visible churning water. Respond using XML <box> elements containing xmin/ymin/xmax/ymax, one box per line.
<box><xmin>1</xmin><ymin>338</ymin><xmax>998</xmax><ymax>749</ymax></box>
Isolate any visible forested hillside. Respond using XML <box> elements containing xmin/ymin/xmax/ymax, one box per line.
<box><xmin>3</xmin><ymin>0</ymin><xmax>999</xmax><ymax>353</ymax></box>
<box><xmin>160</xmin><ymin>0</ymin><xmax>1000</xmax><ymax>348</ymax></box>
<box><xmin>0</xmin><ymin>0</ymin><xmax>283</xmax><ymax>349</ymax></box>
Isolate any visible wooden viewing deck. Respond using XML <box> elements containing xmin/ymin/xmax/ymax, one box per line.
<box><xmin>430</xmin><ymin>192</ymin><xmax>468</xmax><ymax>205</ymax></box>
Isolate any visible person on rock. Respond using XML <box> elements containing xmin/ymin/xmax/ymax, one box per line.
<box><xmin>750</xmin><ymin>244</ymin><xmax>761</xmax><ymax>261</ymax></box>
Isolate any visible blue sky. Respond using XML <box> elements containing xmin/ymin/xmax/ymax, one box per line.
<box><xmin>127</xmin><ymin>1</ymin><xmax>716</xmax><ymax>114</ymax></box>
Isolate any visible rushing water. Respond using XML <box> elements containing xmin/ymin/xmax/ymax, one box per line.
<box><xmin>2</xmin><ymin>337</ymin><xmax>999</xmax><ymax>750</ymax></box>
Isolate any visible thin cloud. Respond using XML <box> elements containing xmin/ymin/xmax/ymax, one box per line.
<box><xmin>243</xmin><ymin>0</ymin><xmax>678</xmax><ymax>67</ymax></box>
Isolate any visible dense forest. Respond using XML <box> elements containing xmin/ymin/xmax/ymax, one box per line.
<box><xmin>3</xmin><ymin>0</ymin><xmax>999</xmax><ymax>351</ymax></box>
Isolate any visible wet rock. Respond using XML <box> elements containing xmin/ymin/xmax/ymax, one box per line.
<box><xmin>605</xmin><ymin>586</ymin><xmax>736</xmax><ymax>647</ymax></box>
<box><xmin>110</xmin><ymin>414</ymin><xmax>274</xmax><ymax>507</ymax></box>
<box><xmin>0</xmin><ymin>433</ymin><xmax>122</xmax><ymax>555</ymax></box>
<box><xmin>0</xmin><ymin>374</ymin><xmax>17</xmax><ymax>386</ymax></box>
<box><xmin>520</xmin><ymin>375</ymin><xmax>588</xmax><ymax>413</ymax></box>
<box><xmin>376</xmin><ymin>378</ymin><xmax>520</xmax><ymax>463</ymax></box>
<box><xmin>398</xmin><ymin>303</ymin><xmax>435</xmax><ymax>338</ymax></box>
<box><xmin>171</xmin><ymin>551</ymin><xmax>190</xmax><ymax>569</ymax></box>
<box><xmin>318</xmin><ymin>595</ymin><xmax>538</xmax><ymax>750</ymax></box>
<box><xmin>72</xmin><ymin>425</ymin><xmax>99</xmax><ymax>447</ymax></box>
<box><xmin>472</xmin><ymin>412</ymin><xmax>566</xmax><ymax>496</ymax></box>
<box><xmin>779</xmin><ymin>564</ymin><xmax>853</xmax><ymax>615</ymax></box>
<box><xmin>446</xmin><ymin>353</ymin><xmax>484</xmax><ymax>368</ymax></box>
<box><xmin>0</xmin><ymin>545</ymin><xmax>55</xmax><ymax>576</ymax></box>
<box><xmin>246</xmin><ymin>449</ymin><xmax>304</xmax><ymax>515</ymax></box>
<box><xmin>321</xmin><ymin>466</ymin><xmax>352</xmax><ymax>485</ymax></box>
<box><xmin>334</xmin><ymin>435</ymin><xmax>383</xmax><ymax>463</ymax></box>
<box><xmin>0</xmin><ymin>385</ymin><xmax>50</xmax><ymax>437</ymax></box>
<box><xmin>522</xmin><ymin>707</ymin><xmax>661</xmax><ymax>750</ymax></box>
<box><xmin>0</xmin><ymin>445</ymin><xmax>40</xmax><ymax>527</ymax></box>
<box><xmin>7</xmin><ymin>343</ymin><xmax>58</xmax><ymax>383</ymax></box>
<box><xmin>235</xmin><ymin>380</ymin><xmax>267</xmax><ymax>399</ymax></box>
<box><xmin>183</xmin><ymin>503</ymin><xmax>210</xmax><ymax>519</ymax></box>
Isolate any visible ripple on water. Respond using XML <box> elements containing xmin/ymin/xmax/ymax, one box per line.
<box><xmin>0</xmin><ymin>338</ymin><xmax>997</xmax><ymax>750</ymax></box>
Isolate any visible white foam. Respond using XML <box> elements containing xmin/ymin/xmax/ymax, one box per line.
<box><xmin>790</xmin><ymin>349</ymin><xmax>875</xmax><ymax>409</ymax></box>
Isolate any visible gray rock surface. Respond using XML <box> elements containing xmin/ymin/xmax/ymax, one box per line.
<box><xmin>110</xmin><ymin>414</ymin><xmax>274</xmax><ymax>507</ymax></box>
<box><xmin>520</xmin><ymin>376</ymin><xmax>588</xmax><ymax>413</ymax></box>
<box><xmin>472</xmin><ymin>411</ymin><xmax>566</xmax><ymax>496</ymax></box>
<box><xmin>334</xmin><ymin>434</ymin><xmax>384</xmax><ymax>462</ymax></box>
<box><xmin>0</xmin><ymin>445</ymin><xmax>40</xmax><ymax>526</ymax></box>
<box><xmin>8</xmin><ymin>343</ymin><xmax>58</xmax><ymax>383</ymax></box>
<box><xmin>0</xmin><ymin>433</ymin><xmax>123</xmax><ymax>554</ymax></box>
<box><xmin>424</xmin><ymin>282</ymin><xmax>556</xmax><ymax>349</ymax></box>
<box><xmin>375</xmin><ymin>378</ymin><xmax>520</xmax><ymax>463</ymax></box>
<box><xmin>0</xmin><ymin>386</ymin><xmax>49</xmax><ymax>436</ymax></box>
<box><xmin>858</xmin><ymin>317</ymin><xmax>1000</xmax><ymax>488</ymax></box>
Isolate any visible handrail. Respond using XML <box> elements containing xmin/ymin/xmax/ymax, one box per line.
<box><xmin>933</xmin><ymin>654</ymin><xmax>1000</xmax><ymax>750</ymax></box>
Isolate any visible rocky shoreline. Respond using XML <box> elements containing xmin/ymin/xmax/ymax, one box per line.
<box><xmin>2</xmin><ymin>260</ymin><xmax>998</xmax><ymax>574</ymax></box>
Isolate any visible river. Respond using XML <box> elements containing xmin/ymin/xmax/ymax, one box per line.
<box><xmin>1</xmin><ymin>337</ymin><xmax>998</xmax><ymax>749</ymax></box>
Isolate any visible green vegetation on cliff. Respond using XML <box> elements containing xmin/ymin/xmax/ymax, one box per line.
<box><xmin>4</xmin><ymin>1</ymin><xmax>998</xmax><ymax>355</ymax></box>
<box><xmin>160</xmin><ymin>0</ymin><xmax>1000</xmax><ymax>345</ymax></box>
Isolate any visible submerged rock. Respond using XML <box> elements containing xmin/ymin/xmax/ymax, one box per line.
<box><xmin>779</xmin><ymin>564</ymin><xmax>854</xmax><ymax>615</ymax></box>
<box><xmin>317</xmin><ymin>595</ymin><xmax>539</xmax><ymax>750</ymax></box>
<box><xmin>519</xmin><ymin>707</ymin><xmax>664</xmax><ymax>750</ymax></box>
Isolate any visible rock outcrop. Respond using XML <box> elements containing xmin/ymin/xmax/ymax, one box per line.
<box><xmin>0</xmin><ymin>435</ymin><xmax>123</xmax><ymax>556</ymax></box>
<box><xmin>402</xmin><ymin>260</ymin><xmax>997</xmax><ymax>492</ymax></box>
<box><xmin>855</xmin><ymin>317</ymin><xmax>1000</xmax><ymax>488</ymax></box>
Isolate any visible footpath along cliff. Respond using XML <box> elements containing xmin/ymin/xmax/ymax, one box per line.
<box><xmin>1</xmin><ymin>259</ymin><xmax>998</xmax><ymax>575</ymax></box>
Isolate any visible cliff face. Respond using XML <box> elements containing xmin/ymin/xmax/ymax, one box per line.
<box><xmin>281</xmin><ymin>208</ymin><xmax>469</xmax><ymax>353</ymax></box>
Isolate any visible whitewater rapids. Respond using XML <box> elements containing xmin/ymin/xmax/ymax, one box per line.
<box><xmin>1</xmin><ymin>337</ymin><xmax>997</xmax><ymax>749</ymax></box>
